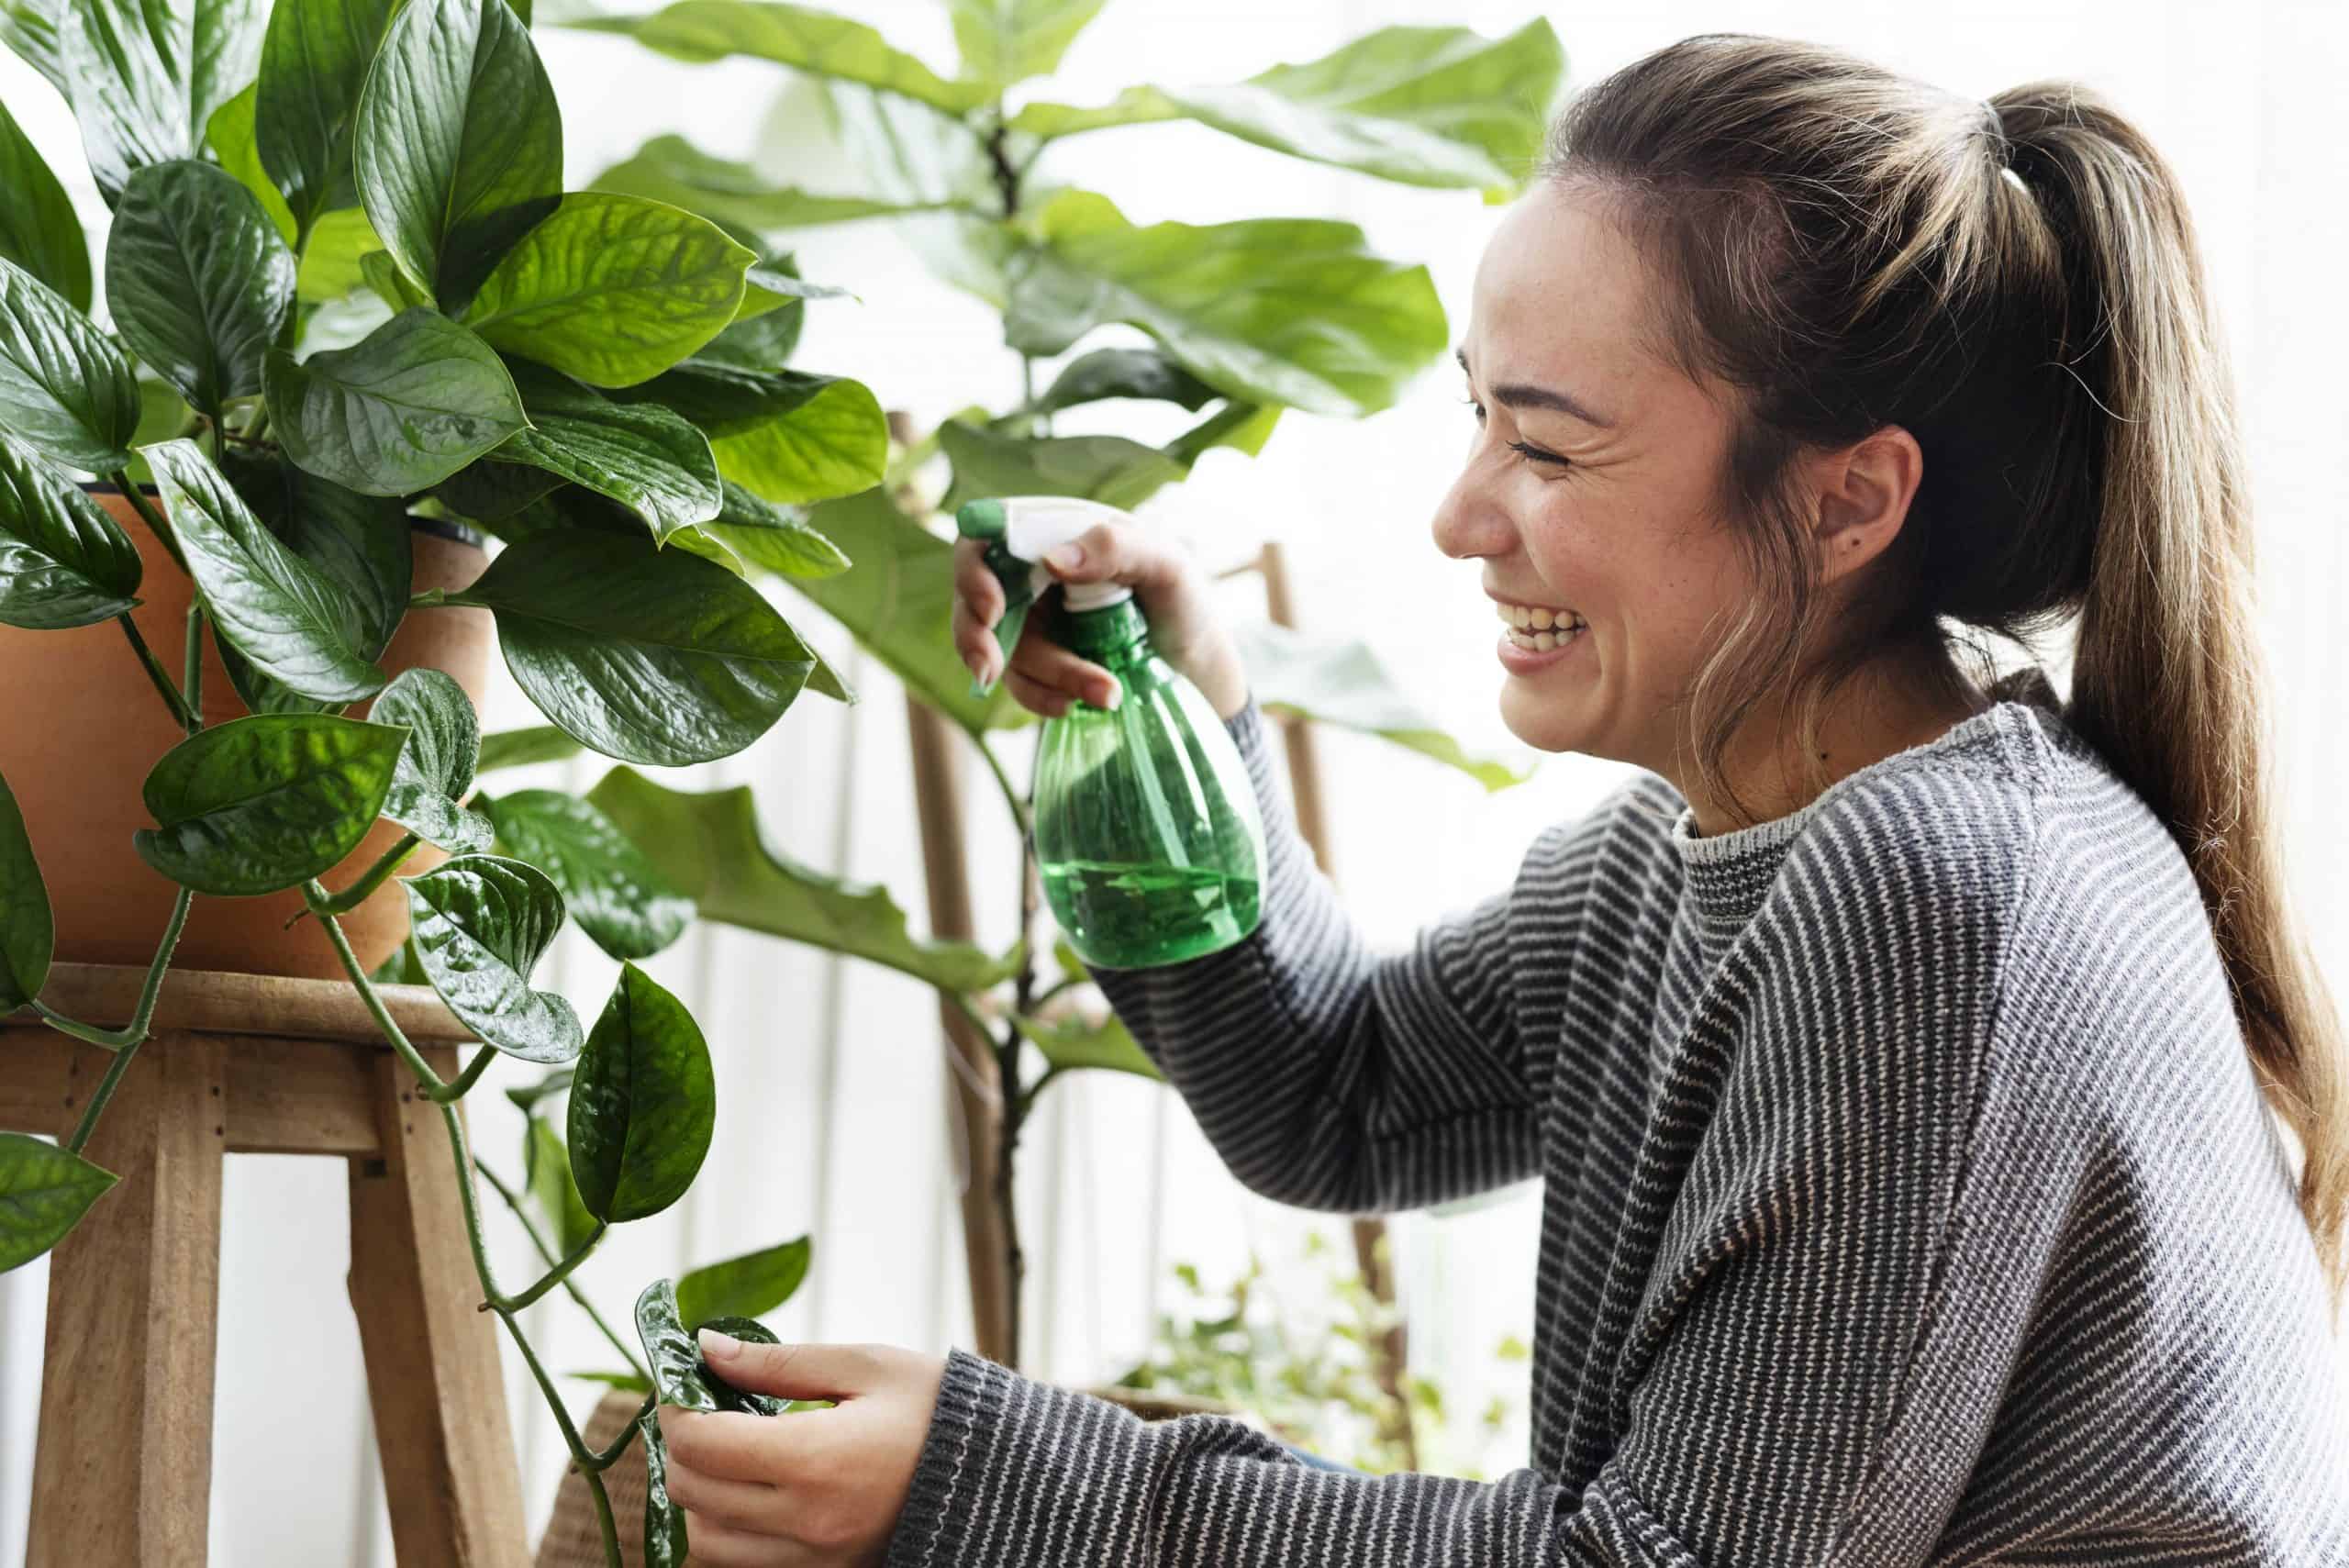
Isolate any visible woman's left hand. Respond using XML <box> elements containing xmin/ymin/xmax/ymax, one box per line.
<box><xmin>654</xmin><ymin>1331</ymin><xmax>948</xmax><ymax>1567</ymax></box>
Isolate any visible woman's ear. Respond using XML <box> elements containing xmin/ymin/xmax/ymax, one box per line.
<box><xmin>1812</xmin><ymin>423</ymin><xmax>1924</xmax><ymax>584</ymax></box>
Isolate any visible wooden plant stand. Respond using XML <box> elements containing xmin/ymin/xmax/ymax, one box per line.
<box><xmin>1</xmin><ymin>962</ymin><xmax>529</xmax><ymax>1568</ymax></box>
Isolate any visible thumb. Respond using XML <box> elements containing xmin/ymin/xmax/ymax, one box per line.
<box><xmin>699</xmin><ymin>1330</ymin><xmax>864</xmax><ymax>1399</ymax></box>
<box><xmin>1040</xmin><ymin>520</ymin><xmax>1150</xmax><ymax>586</ymax></box>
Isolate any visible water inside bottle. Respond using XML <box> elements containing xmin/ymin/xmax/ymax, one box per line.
<box><xmin>1038</xmin><ymin>859</ymin><xmax>1262</xmax><ymax>968</ymax></box>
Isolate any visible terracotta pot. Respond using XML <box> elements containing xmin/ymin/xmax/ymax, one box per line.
<box><xmin>0</xmin><ymin>481</ymin><xmax>496</xmax><ymax>980</ymax></box>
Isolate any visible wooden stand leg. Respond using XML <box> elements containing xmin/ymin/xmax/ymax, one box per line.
<box><xmin>28</xmin><ymin>1030</ymin><xmax>228</xmax><ymax>1568</ymax></box>
<box><xmin>348</xmin><ymin>1047</ymin><xmax>529</xmax><ymax>1568</ymax></box>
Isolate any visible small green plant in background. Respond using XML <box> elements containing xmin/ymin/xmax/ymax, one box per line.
<box><xmin>1115</xmin><ymin>1229</ymin><xmax>1531</xmax><ymax>1479</ymax></box>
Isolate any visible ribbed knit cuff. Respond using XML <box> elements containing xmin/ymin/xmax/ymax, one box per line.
<box><xmin>885</xmin><ymin>1347</ymin><xmax>998</xmax><ymax>1568</ymax></box>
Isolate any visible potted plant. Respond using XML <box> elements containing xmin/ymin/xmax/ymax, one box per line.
<box><xmin>0</xmin><ymin>0</ymin><xmax>891</xmax><ymax>1561</ymax></box>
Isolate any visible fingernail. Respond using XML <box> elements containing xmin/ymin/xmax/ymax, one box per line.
<box><xmin>1045</xmin><ymin>543</ymin><xmax>1084</xmax><ymax>571</ymax></box>
<box><xmin>1099</xmin><ymin>678</ymin><xmax>1122</xmax><ymax>709</ymax></box>
<box><xmin>698</xmin><ymin>1328</ymin><xmax>742</xmax><ymax>1362</ymax></box>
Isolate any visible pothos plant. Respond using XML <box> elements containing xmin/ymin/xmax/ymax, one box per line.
<box><xmin>0</xmin><ymin>0</ymin><xmax>903</xmax><ymax>1562</ymax></box>
<box><xmin>564</xmin><ymin>0</ymin><xmax>1563</xmax><ymax>1384</ymax></box>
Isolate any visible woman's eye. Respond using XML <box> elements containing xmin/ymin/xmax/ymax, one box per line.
<box><xmin>1459</xmin><ymin>395</ymin><xmax>1569</xmax><ymax>467</ymax></box>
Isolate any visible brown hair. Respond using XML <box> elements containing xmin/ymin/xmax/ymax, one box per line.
<box><xmin>1536</xmin><ymin>33</ymin><xmax>2345</xmax><ymax>1322</ymax></box>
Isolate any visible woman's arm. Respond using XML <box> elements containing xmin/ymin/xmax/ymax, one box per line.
<box><xmin>1080</xmin><ymin>693</ymin><xmax>1616</xmax><ymax>1215</ymax></box>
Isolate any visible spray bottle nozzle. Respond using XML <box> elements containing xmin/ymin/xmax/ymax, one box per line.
<box><xmin>954</xmin><ymin>495</ymin><xmax>1138</xmax><ymax>701</ymax></box>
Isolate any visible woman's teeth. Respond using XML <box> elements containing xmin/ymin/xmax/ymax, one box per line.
<box><xmin>1495</xmin><ymin>601</ymin><xmax>1586</xmax><ymax>651</ymax></box>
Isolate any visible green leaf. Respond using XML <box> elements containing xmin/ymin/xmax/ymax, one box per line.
<box><xmin>478</xmin><ymin>724</ymin><xmax>584</xmax><ymax>773</ymax></box>
<box><xmin>639</xmin><ymin>1405</ymin><xmax>690</xmax><ymax>1567</ymax></box>
<box><xmin>0</xmin><ymin>3</ymin><xmax>68</xmax><ymax>96</ymax></box>
<box><xmin>354</xmin><ymin>0</ymin><xmax>562</xmax><ymax>312</ymax></box>
<box><xmin>0</xmin><ymin>98</ymin><xmax>91</xmax><ymax>312</ymax></box>
<box><xmin>589</xmin><ymin>134</ymin><xmax>965</xmax><ymax>234</ymax></box>
<box><xmin>295</xmin><ymin>206</ymin><xmax>387</xmax><ymax>305</ymax></box>
<box><xmin>359</xmin><ymin>250</ymin><xmax>433</xmax><ymax>315</ymax></box>
<box><xmin>695</xmin><ymin>244</ymin><xmax>822</xmax><ymax>373</ymax></box>
<box><xmin>616</xmin><ymin>363</ymin><xmax>885</xmax><ymax>508</ymax></box>
<box><xmin>0</xmin><ymin>1133</ymin><xmax>117</xmax><ymax>1272</ymax></box>
<box><xmin>0</xmin><ymin>769</ymin><xmax>51</xmax><ymax>1014</ymax></box>
<box><xmin>0</xmin><ymin>431</ymin><xmax>143</xmax><ymax>630</ymax></box>
<box><xmin>402</xmin><ymin>853</ymin><xmax>582</xmax><ymax>1062</ymax></box>
<box><xmin>675</xmin><ymin>1236</ymin><xmax>811</xmax><ymax>1328</ymax></box>
<box><xmin>370</xmin><ymin>667</ymin><xmax>494</xmax><ymax>854</ymax></box>
<box><xmin>584</xmin><ymin>766</ymin><xmax>1016</xmax><ymax>993</ymax></box>
<box><xmin>504</xmin><ymin>1064</ymin><xmax>574</xmax><ymax>1115</ymax></box>
<box><xmin>107</xmin><ymin>161</ymin><xmax>297</xmax><ymax>420</ymax></box>
<box><xmin>694</xmin><ymin>1313</ymin><xmax>785</xmax><ymax>1417</ymax></box>
<box><xmin>256</xmin><ymin>0</ymin><xmax>403</xmax><ymax>243</ymax></box>
<box><xmin>947</xmin><ymin>0</ymin><xmax>1103</xmax><ymax>90</ymax></box>
<box><xmin>217</xmin><ymin>449</ymin><xmax>412</xmax><ymax>662</ymax></box>
<box><xmin>1014</xmin><ymin>1009</ymin><xmax>1163</xmax><ymax>1083</ymax></box>
<box><xmin>523</xmin><ymin>1113</ymin><xmax>599</xmax><ymax>1257</ymax></box>
<box><xmin>938</xmin><ymin>418</ymin><xmax>1188</xmax><ymax>515</ymax></box>
<box><xmin>142</xmin><ymin>439</ymin><xmax>386</xmax><ymax>704</ymax></box>
<box><xmin>1233</xmin><ymin>620</ymin><xmax>1540</xmax><ymax>792</ymax></box>
<box><xmin>265</xmin><ymin>307</ymin><xmax>530</xmax><ymax>495</ymax></box>
<box><xmin>563</xmin><ymin>2</ymin><xmax>994</xmax><ymax>115</ymax></box>
<box><xmin>1010</xmin><ymin>19</ymin><xmax>1565</xmax><ymax>201</ymax></box>
<box><xmin>460</xmin><ymin>194</ymin><xmax>756</xmax><ymax>387</ymax></box>
<box><xmin>703</xmin><ymin>478</ymin><xmax>850</xmax><ymax>580</ymax></box>
<box><xmin>633</xmin><ymin>1275</ymin><xmax>719</xmax><ymax>1410</ymax></box>
<box><xmin>565</xmin><ymin>1369</ymin><xmax>653</xmax><ymax>1393</ymax></box>
<box><xmin>476</xmin><ymin>787</ymin><xmax>694</xmax><ymax>962</ymax></box>
<box><xmin>131</xmin><ymin>713</ymin><xmax>410</xmax><ymax>895</ymax></box>
<box><xmin>367</xmin><ymin>931</ymin><xmax>428</xmax><ymax>985</ymax></box>
<box><xmin>58</xmin><ymin>0</ymin><xmax>263</xmax><ymax>206</ymax></box>
<box><xmin>438</xmin><ymin>526</ymin><xmax>825</xmax><ymax>765</ymax></box>
<box><xmin>787</xmin><ymin>486</ymin><xmax>1030</xmax><ymax>734</ymax></box>
<box><xmin>203</xmin><ymin>83</ymin><xmax>298</xmax><ymax>248</ymax></box>
<box><xmin>809</xmin><ymin>77</ymin><xmax>1025</xmax><ymax>308</ymax></box>
<box><xmin>0</xmin><ymin>257</ymin><xmax>142</xmax><ymax>473</ymax></box>
<box><xmin>1003</xmin><ymin>189</ymin><xmax>1447</xmax><ymax>418</ymax></box>
<box><xmin>485</xmin><ymin>358</ymin><xmax>722</xmax><ymax>542</ymax></box>
<box><xmin>570</xmin><ymin>963</ymin><xmax>715</xmax><ymax>1223</ymax></box>
<box><xmin>1020</xmin><ymin>347</ymin><xmax>1218</xmax><ymax>419</ymax></box>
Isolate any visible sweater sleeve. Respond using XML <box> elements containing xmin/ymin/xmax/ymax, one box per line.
<box><xmin>885</xmin><ymin>795</ymin><xmax>2093</xmax><ymax>1568</ymax></box>
<box><xmin>1075</xmin><ymin>692</ymin><xmax>1548</xmax><ymax>1214</ymax></box>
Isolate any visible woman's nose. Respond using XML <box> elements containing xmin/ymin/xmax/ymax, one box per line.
<box><xmin>1431</xmin><ymin>467</ymin><xmax>1516</xmax><ymax>562</ymax></box>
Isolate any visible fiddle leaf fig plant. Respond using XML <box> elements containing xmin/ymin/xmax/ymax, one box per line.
<box><xmin>0</xmin><ymin>1</ymin><xmax>886</xmax><ymax>1562</ymax></box>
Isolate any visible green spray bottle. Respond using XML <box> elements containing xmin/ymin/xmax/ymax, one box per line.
<box><xmin>958</xmin><ymin>495</ymin><xmax>1266</xmax><ymax>969</ymax></box>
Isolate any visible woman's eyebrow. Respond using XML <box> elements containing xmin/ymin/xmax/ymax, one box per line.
<box><xmin>1455</xmin><ymin>346</ymin><xmax>1617</xmax><ymax>429</ymax></box>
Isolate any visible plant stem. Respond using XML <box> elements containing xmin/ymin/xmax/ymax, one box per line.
<box><xmin>974</xmin><ymin>734</ymin><xmax>1030</xmax><ymax>841</ymax></box>
<box><xmin>585</xmin><ymin>1394</ymin><xmax>656</xmax><ymax>1471</ymax></box>
<box><xmin>116</xmin><ymin>613</ymin><xmax>195</xmax><ymax>728</ymax></box>
<box><xmin>474</xmin><ymin>1157</ymin><xmax>653</xmax><ymax>1382</ymax></box>
<box><xmin>487</xmin><ymin>1298</ymin><xmax>624</xmax><ymax>1566</ymax></box>
<box><xmin>303</xmin><ymin>881</ymin><xmax>451</xmax><ymax>1096</ymax></box>
<box><xmin>183</xmin><ymin>602</ymin><xmax>204</xmax><ymax>728</ymax></box>
<box><xmin>285</xmin><ymin>831</ymin><xmax>422</xmax><ymax>929</ymax></box>
<box><xmin>54</xmin><ymin>885</ymin><xmax>195</xmax><ymax>1144</ymax></box>
<box><xmin>491</xmin><ymin>1219</ymin><xmax>609</xmax><ymax>1313</ymax></box>
<box><xmin>585</xmin><ymin>1465</ymin><xmax>620</xmax><ymax>1564</ymax></box>
<box><xmin>110</xmin><ymin>472</ymin><xmax>190</xmax><ymax>575</ymax></box>
<box><xmin>426</xmin><ymin>1043</ymin><xmax>495</xmax><ymax>1104</ymax></box>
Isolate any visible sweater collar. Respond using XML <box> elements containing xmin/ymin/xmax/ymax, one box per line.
<box><xmin>1664</xmin><ymin>665</ymin><xmax>2061</xmax><ymax>926</ymax></box>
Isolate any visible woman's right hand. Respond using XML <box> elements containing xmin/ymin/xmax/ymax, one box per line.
<box><xmin>952</xmin><ymin>517</ymin><xmax>1251</xmax><ymax>722</ymax></box>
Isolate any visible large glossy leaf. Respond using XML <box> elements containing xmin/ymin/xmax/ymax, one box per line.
<box><xmin>265</xmin><ymin>307</ymin><xmax>530</xmax><ymax>495</ymax></box>
<box><xmin>354</xmin><ymin>0</ymin><xmax>562</xmax><ymax>312</ymax></box>
<box><xmin>937</xmin><ymin>418</ymin><xmax>1187</xmax><ymax>515</ymax></box>
<box><xmin>256</xmin><ymin>0</ymin><xmax>402</xmax><ymax>242</ymax></box>
<box><xmin>0</xmin><ymin>1133</ymin><xmax>117</xmax><ymax>1273</ymax></box>
<box><xmin>132</xmin><ymin>713</ymin><xmax>410</xmax><ymax>895</ymax></box>
<box><xmin>524</xmin><ymin>1113</ymin><xmax>599</xmax><ymax>1257</ymax></box>
<box><xmin>478</xmin><ymin>724</ymin><xmax>584</xmax><ymax>774</ymax></box>
<box><xmin>947</xmin><ymin>0</ymin><xmax>1102</xmax><ymax>90</ymax></box>
<box><xmin>484</xmin><ymin>358</ymin><xmax>722</xmax><ymax>541</ymax></box>
<box><xmin>59</xmin><ymin>0</ymin><xmax>262</xmax><ymax>206</ymax></box>
<box><xmin>0</xmin><ymin>99</ymin><xmax>90</xmax><ymax>311</ymax></box>
<box><xmin>475</xmin><ymin>787</ymin><xmax>694</xmax><ymax>962</ymax></box>
<box><xmin>570</xmin><ymin>963</ymin><xmax>715</xmax><ymax>1223</ymax></box>
<box><xmin>369</xmin><ymin>667</ymin><xmax>494</xmax><ymax>854</ymax></box>
<box><xmin>584</xmin><ymin>765</ymin><xmax>1016</xmax><ymax>993</ymax></box>
<box><xmin>589</xmin><ymin>134</ymin><xmax>964</xmax><ymax>235</ymax></box>
<box><xmin>1003</xmin><ymin>189</ymin><xmax>1447</xmax><ymax>418</ymax></box>
<box><xmin>634</xmin><ymin>1276</ymin><xmax>719</xmax><ymax>1409</ymax></box>
<box><xmin>674</xmin><ymin>1235</ymin><xmax>811</xmax><ymax>1328</ymax></box>
<box><xmin>616</xmin><ymin>363</ymin><xmax>885</xmax><ymax>507</ymax></box>
<box><xmin>402</xmin><ymin>853</ymin><xmax>584</xmax><ymax>1062</ymax></box>
<box><xmin>0</xmin><ymin>258</ymin><xmax>142</xmax><ymax>473</ymax></box>
<box><xmin>704</xmin><ymin>478</ymin><xmax>849</xmax><ymax>580</ymax></box>
<box><xmin>0</xmin><ymin>769</ymin><xmax>51</xmax><ymax>1014</ymax></box>
<box><xmin>692</xmin><ymin>1314</ymin><xmax>785</xmax><ymax>1417</ymax></box>
<box><xmin>638</xmin><ymin>1403</ymin><xmax>689</xmax><ymax>1568</ymax></box>
<box><xmin>107</xmin><ymin>161</ymin><xmax>296</xmax><ymax>419</ymax></box>
<box><xmin>144</xmin><ymin>439</ymin><xmax>385</xmax><ymax>703</ymax></box>
<box><xmin>431</xmin><ymin>527</ymin><xmax>827</xmax><ymax>764</ymax></box>
<box><xmin>460</xmin><ymin>194</ymin><xmax>755</xmax><ymax>388</ymax></box>
<box><xmin>789</xmin><ymin>486</ymin><xmax>1029</xmax><ymax>734</ymax></box>
<box><xmin>1021</xmin><ymin>347</ymin><xmax>1216</xmax><ymax>419</ymax></box>
<box><xmin>1010</xmin><ymin>20</ymin><xmax>1564</xmax><ymax>201</ymax></box>
<box><xmin>219</xmin><ymin>449</ymin><xmax>411</xmax><ymax>662</ymax></box>
<box><xmin>563</xmin><ymin>2</ymin><xmax>993</xmax><ymax>115</ymax></box>
<box><xmin>295</xmin><ymin>206</ymin><xmax>386</xmax><ymax>305</ymax></box>
<box><xmin>0</xmin><ymin>431</ymin><xmax>142</xmax><ymax>630</ymax></box>
<box><xmin>1232</xmin><ymin>620</ymin><xmax>1540</xmax><ymax>792</ymax></box>
<box><xmin>204</xmin><ymin>83</ymin><xmax>299</xmax><ymax>247</ymax></box>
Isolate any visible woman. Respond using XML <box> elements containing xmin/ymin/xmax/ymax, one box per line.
<box><xmin>651</xmin><ymin>33</ymin><xmax>2349</xmax><ymax>1566</ymax></box>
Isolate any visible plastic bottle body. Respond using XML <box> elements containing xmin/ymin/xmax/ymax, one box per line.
<box><xmin>1031</xmin><ymin>599</ymin><xmax>1266</xmax><ymax>970</ymax></box>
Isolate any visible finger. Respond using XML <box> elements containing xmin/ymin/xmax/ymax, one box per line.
<box><xmin>953</xmin><ymin>539</ymin><xmax>1005</xmax><ymax>626</ymax></box>
<box><xmin>1008</xmin><ymin>635</ymin><xmax>1120</xmax><ymax>708</ymax></box>
<box><xmin>1007</xmin><ymin>666</ymin><xmax>1073</xmax><ymax>717</ymax></box>
<box><xmin>658</xmin><ymin>1407</ymin><xmax>795</xmax><ymax>1485</ymax></box>
<box><xmin>699</xmin><ymin>1336</ymin><xmax>886</xmax><ymax>1402</ymax></box>
<box><xmin>950</xmin><ymin>595</ymin><xmax>999</xmax><ymax>684</ymax></box>
<box><xmin>674</xmin><ymin>1513</ymin><xmax>788</xmax><ymax>1567</ymax></box>
<box><xmin>663</xmin><ymin>1454</ymin><xmax>787</xmax><ymax>1535</ymax></box>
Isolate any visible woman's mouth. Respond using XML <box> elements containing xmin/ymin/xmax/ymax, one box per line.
<box><xmin>1492</xmin><ymin>599</ymin><xmax>1586</xmax><ymax>653</ymax></box>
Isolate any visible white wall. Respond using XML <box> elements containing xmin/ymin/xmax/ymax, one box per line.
<box><xmin>2</xmin><ymin>0</ymin><xmax>2343</xmax><ymax>1560</ymax></box>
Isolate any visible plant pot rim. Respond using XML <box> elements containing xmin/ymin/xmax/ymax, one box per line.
<box><xmin>75</xmin><ymin>478</ymin><xmax>487</xmax><ymax>550</ymax></box>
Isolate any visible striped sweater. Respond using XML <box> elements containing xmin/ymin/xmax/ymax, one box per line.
<box><xmin>885</xmin><ymin>663</ymin><xmax>2349</xmax><ymax>1567</ymax></box>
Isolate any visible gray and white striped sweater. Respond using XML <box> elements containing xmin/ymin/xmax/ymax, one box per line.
<box><xmin>885</xmin><ymin>663</ymin><xmax>2349</xmax><ymax>1567</ymax></box>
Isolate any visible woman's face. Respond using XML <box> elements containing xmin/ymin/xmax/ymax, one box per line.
<box><xmin>1431</xmin><ymin>180</ymin><xmax>1751</xmax><ymax>774</ymax></box>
